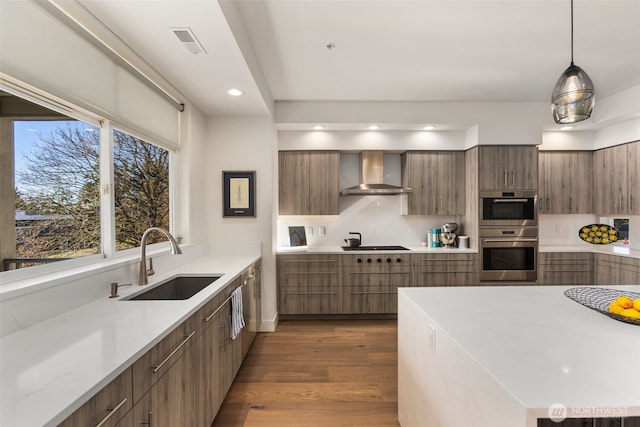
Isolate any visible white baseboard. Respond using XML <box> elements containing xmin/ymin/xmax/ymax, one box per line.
<box><xmin>258</xmin><ymin>311</ymin><xmax>278</xmax><ymax>332</ymax></box>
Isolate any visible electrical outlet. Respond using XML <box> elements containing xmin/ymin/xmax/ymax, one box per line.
<box><xmin>319</xmin><ymin>226</ymin><xmax>327</xmax><ymax>236</ymax></box>
<box><xmin>556</xmin><ymin>225</ymin><xmax>561</xmax><ymax>234</ymax></box>
<box><xmin>427</xmin><ymin>324</ymin><xmax>436</xmax><ymax>353</ymax></box>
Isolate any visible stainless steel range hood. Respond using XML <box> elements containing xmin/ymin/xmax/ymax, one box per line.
<box><xmin>340</xmin><ymin>151</ymin><xmax>412</xmax><ymax>196</ymax></box>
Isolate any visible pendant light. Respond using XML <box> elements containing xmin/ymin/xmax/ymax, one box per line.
<box><xmin>551</xmin><ymin>0</ymin><xmax>595</xmax><ymax>124</ymax></box>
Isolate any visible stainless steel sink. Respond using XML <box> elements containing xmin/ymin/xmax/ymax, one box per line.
<box><xmin>125</xmin><ymin>275</ymin><xmax>222</xmax><ymax>300</ymax></box>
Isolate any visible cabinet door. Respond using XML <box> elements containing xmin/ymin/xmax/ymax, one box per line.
<box><xmin>132</xmin><ymin>315</ymin><xmax>198</xmax><ymax>402</ymax></box>
<box><xmin>595</xmin><ymin>254</ymin><xmax>640</xmax><ymax>286</ymax></box>
<box><xmin>309</xmin><ymin>151</ymin><xmax>340</xmax><ymax>215</ymax></box>
<box><xmin>342</xmin><ymin>255</ymin><xmax>412</xmax><ymax>314</ymax></box>
<box><xmin>479</xmin><ymin>146</ymin><xmax>537</xmax><ymax>190</ymax></box>
<box><xmin>593</xmin><ymin>145</ymin><xmax>627</xmax><ymax>215</ymax></box>
<box><xmin>278</xmin><ymin>151</ymin><xmax>310</xmax><ymax>215</ymax></box>
<box><xmin>401</xmin><ymin>152</ymin><xmax>463</xmax><ymax>215</ymax></box>
<box><xmin>279</xmin><ymin>151</ymin><xmax>339</xmax><ymax>215</ymax></box>
<box><xmin>277</xmin><ymin>255</ymin><xmax>341</xmax><ymax>314</ymax></box>
<box><xmin>195</xmin><ymin>297</ymin><xmax>224</xmax><ymax>427</ymax></box>
<box><xmin>539</xmin><ymin>152</ymin><xmax>592</xmax><ymax>214</ymax></box>
<box><xmin>538</xmin><ymin>252</ymin><xmax>593</xmax><ymax>286</ymax></box>
<box><xmin>435</xmin><ymin>152</ymin><xmax>464</xmax><ymax>215</ymax></box>
<box><xmin>132</xmin><ymin>345</ymin><xmax>196</xmax><ymax>427</ymax></box>
<box><xmin>628</xmin><ymin>142</ymin><xmax>640</xmax><ymax>214</ymax></box>
<box><xmin>478</xmin><ymin>146</ymin><xmax>510</xmax><ymax>189</ymax></box>
<box><xmin>59</xmin><ymin>368</ymin><xmax>133</xmax><ymax>427</ymax></box>
<box><xmin>413</xmin><ymin>254</ymin><xmax>478</xmax><ymax>286</ymax></box>
<box><xmin>508</xmin><ymin>146</ymin><xmax>537</xmax><ymax>190</ymax></box>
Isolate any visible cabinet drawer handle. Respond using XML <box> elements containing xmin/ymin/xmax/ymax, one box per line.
<box><xmin>96</xmin><ymin>397</ymin><xmax>127</xmax><ymax>427</ymax></box>
<box><xmin>140</xmin><ymin>410</ymin><xmax>152</xmax><ymax>426</ymax></box>
<box><xmin>511</xmin><ymin>170</ymin><xmax>515</xmax><ymax>187</ymax></box>
<box><xmin>503</xmin><ymin>170</ymin><xmax>507</xmax><ymax>187</ymax></box>
<box><xmin>151</xmin><ymin>331</ymin><xmax>196</xmax><ymax>373</ymax></box>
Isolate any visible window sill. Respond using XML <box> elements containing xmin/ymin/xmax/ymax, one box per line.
<box><xmin>0</xmin><ymin>243</ymin><xmax>202</xmax><ymax>300</ymax></box>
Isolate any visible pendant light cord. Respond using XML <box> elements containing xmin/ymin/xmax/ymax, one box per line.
<box><xmin>570</xmin><ymin>0</ymin><xmax>574</xmax><ymax>65</ymax></box>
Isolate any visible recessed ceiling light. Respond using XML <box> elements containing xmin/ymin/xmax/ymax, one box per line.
<box><xmin>560</xmin><ymin>125</ymin><xmax>574</xmax><ymax>130</ymax></box>
<box><xmin>227</xmin><ymin>88</ymin><xmax>243</xmax><ymax>97</ymax></box>
<box><xmin>368</xmin><ymin>125</ymin><xmax>380</xmax><ymax>130</ymax></box>
<box><xmin>313</xmin><ymin>125</ymin><xmax>324</xmax><ymax>130</ymax></box>
<box><xmin>423</xmin><ymin>125</ymin><xmax>435</xmax><ymax>130</ymax></box>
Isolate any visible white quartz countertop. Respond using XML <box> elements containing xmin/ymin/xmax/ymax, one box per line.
<box><xmin>399</xmin><ymin>285</ymin><xmax>640</xmax><ymax>413</ymax></box>
<box><xmin>539</xmin><ymin>243</ymin><xmax>640</xmax><ymax>259</ymax></box>
<box><xmin>0</xmin><ymin>254</ymin><xmax>259</xmax><ymax>427</ymax></box>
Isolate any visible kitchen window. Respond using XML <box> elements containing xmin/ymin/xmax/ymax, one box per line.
<box><xmin>113</xmin><ymin>129</ymin><xmax>170</xmax><ymax>251</ymax></box>
<box><xmin>1</xmin><ymin>88</ymin><xmax>173</xmax><ymax>274</ymax></box>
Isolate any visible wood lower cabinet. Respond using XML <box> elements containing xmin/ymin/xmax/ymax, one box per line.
<box><xmin>594</xmin><ymin>253</ymin><xmax>640</xmax><ymax>286</ymax></box>
<box><xmin>413</xmin><ymin>253</ymin><xmax>478</xmax><ymax>286</ymax></box>
<box><xmin>538</xmin><ymin>252</ymin><xmax>593</xmax><ymax>286</ymax></box>
<box><xmin>131</xmin><ymin>341</ymin><xmax>196</xmax><ymax>427</ymax></box>
<box><xmin>59</xmin><ymin>260</ymin><xmax>261</xmax><ymax>427</ymax></box>
<box><xmin>58</xmin><ymin>368</ymin><xmax>133</xmax><ymax>427</ymax></box>
<box><xmin>277</xmin><ymin>254</ymin><xmax>342</xmax><ymax>314</ymax></box>
<box><xmin>342</xmin><ymin>254</ymin><xmax>412</xmax><ymax>314</ymax></box>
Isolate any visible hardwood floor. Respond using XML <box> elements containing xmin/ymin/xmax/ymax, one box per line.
<box><xmin>212</xmin><ymin>320</ymin><xmax>400</xmax><ymax>427</ymax></box>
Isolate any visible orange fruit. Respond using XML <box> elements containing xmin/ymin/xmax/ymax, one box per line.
<box><xmin>620</xmin><ymin>308</ymin><xmax>640</xmax><ymax>319</ymax></box>
<box><xmin>609</xmin><ymin>302</ymin><xmax>625</xmax><ymax>314</ymax></box>
<box><xmin>615</xmin><ymin>296</ymin><xmax>633</xmax><ymax>309</ymax></box>
<box><xmin>633</xmin><ymin>299</ymin><xmax>640</xmax><ymax>311</ymax></box>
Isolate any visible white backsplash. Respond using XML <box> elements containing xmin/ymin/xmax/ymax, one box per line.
<box><xmin>539</xmin><ymin>214</ymin><xmax>639</xmax><ymax>249</ymax></box>
<box><xmin>278</xmin><ymin>195</ymin><xmax>457</xmax><ymax>247</ymax></box>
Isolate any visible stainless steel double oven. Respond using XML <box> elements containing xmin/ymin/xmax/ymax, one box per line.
<box><xmin>479</xmin><ymin>191</ymin><xmax>538</xmax><ymax>283</ymax></box>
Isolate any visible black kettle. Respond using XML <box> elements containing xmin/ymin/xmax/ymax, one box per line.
<box><xmin>344</xmin><ymin>232</ymin><xmax>362</xmax><ymax>248</ymax></box>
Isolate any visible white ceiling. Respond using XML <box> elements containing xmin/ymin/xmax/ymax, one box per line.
<box><xmin>78</xmin><ymin>0</ymin><xmax>640</xmax><ymax>120</ymax></box>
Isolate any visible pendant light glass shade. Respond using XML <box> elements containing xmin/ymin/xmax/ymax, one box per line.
<box><xmin>551</xmin><ymin>63</ymin><xmax>595</xmax><ymax>124</ymax></box>
<box><xmin>551</xmin><ymin>0</ymin><xmax>595</xmax><ymax>124</ymax></box>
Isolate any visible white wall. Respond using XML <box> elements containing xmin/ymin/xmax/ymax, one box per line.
<box><xmin>205</xmin><ymin>116</ymin><xmax>278</xmax><ymax>331</ymax></box>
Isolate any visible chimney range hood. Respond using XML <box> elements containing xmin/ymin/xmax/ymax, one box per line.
<box><xmin>340</xmin><ymin>151</ymin><xmax>412</xmax><ymax>196</ymax></box>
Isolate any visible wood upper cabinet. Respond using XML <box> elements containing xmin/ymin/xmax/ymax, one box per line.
<box><xmin>478</xmin><ymin>146</ymin><xmax>537</xmax><ymax>190</ymax></box>
<box><xmin>538</xmin><ymin>151</ymin><xmax>593</xmax><ymax>214</ymax></box>
<box><xmin>593</xmin><ymin>141</ymin><xmax>640</xmax><ymax>215</ymax></box>
<box><xmin>279</xmin><ymin>151</ymin><xmax>340</xmax><ymax>215</ymax></box>
<box><xmin>401</xmin><ymin>151</ymin><xmax>465</xmax><ymax>215</ymax></box>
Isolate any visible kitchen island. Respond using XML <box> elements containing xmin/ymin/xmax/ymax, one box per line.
<box><xmin>398</xmin><ymin>285</ymin><xmax>640</xmax><ymax>427</ymax></box>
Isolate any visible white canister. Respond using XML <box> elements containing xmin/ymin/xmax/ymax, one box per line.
<box><xmin>458</xmin><ymin>235</ymin><xmax>469</xmax><ymax>248</ymax></box>
<box><xmin>427</xmin><ymin>230</ymin><xmax>433</xmax><ymax>247</ymax></box>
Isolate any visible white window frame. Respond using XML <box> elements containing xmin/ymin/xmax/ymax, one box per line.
<box><xmin>0</xmin><ymin>83</ymin><xmax>177</xmax><ymax>286</ymax></box>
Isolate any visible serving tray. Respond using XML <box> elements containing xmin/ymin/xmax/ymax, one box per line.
<box><xmin>564</xmin><ymin>287</ymin><xmax>640</xmax><ymax>326</ymax></box>
<box><xmin>578</xmin><ymin>224</ymin><xmax>619</xmax><ymax>244</ymax></box>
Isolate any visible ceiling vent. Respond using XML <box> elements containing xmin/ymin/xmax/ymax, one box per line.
<box><xmin>172</xmin><ymin>27</ymin><xmax>206</xmax><ymax>54</ymax></box>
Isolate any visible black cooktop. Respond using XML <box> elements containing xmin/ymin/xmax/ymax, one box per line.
<box><xmin>341</xmin><ymin>245</ymin><xmax>409</xmax><ymax>251</ymax></box>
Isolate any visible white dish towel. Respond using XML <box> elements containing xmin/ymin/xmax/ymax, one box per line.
<box><xmin>231</xmin><ymin>287</ymin><xmax>245</xmax><ymax>340</ymax></box>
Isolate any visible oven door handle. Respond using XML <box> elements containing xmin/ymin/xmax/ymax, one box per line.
<box><xmin>481</xmin><ymin>238</ymin><xmax>538</xmax><ymax>242</ymax></box>
<box><xmin>492</xmin><ymin>199</ymin><xmax>529</xmax><ymax>203</ymax></box>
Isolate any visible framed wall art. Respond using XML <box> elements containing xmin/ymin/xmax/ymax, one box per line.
<box><xmin>223</xmin><ymin>171</ymin><xmax>256</xmax><ymax>217</ymax></box>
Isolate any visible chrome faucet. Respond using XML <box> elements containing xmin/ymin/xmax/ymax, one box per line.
<box><xmin>138</xmin><ymin>227</ymin><xmax>182</xmax><ymax>285</ymax></box>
